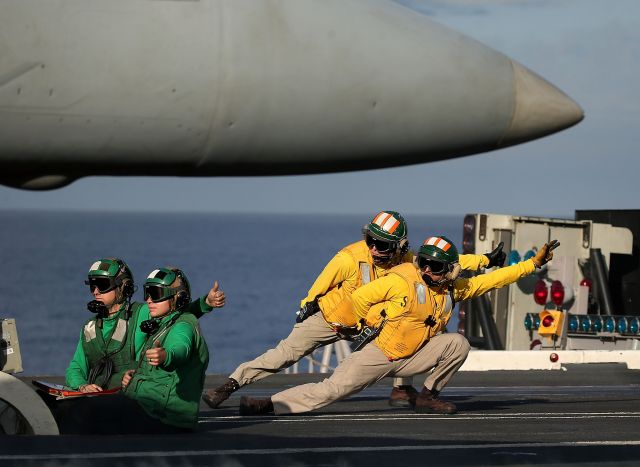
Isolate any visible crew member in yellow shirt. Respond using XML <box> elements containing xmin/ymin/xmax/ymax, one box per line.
<box><xmin>203</xmin><ymin>212</ymin><xmax>498</xmax><ymax>408</ymax></box>
<box><xmin>238</xmin><ymin>236</ymin><xmax>558</xmax><ymax>415</ymax></box>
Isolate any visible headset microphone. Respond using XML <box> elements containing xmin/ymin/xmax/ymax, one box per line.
<box><xmin>140</xmin><ymin>319</ymin><xmax>160</xmax><ymax>335</ymax></box>
<box><xmin>87</xmin><ymin>300</ymin><xmax>108</xmax><ymax>317</ymax></box>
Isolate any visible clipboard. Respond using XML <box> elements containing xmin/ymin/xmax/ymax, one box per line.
<box><xmin>32</xmin><ymin>380</ymin><xmax>120</xmax><ymax>400</ymax></box>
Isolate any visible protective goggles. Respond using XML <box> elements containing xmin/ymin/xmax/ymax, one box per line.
<box><xmin>143</xmin><ymin>284</ymin><xmax>176</xmax><ymax>303</ymax></box>
<box><xmin>365</xmin><ymin>234</ymin><xmax>396</xmax><ymax>253</ymax></box>
<box><xmin>85</xmin><ymin>276</ymin><xmax>118</xmax><ymax>294</ymax></box>
<box><xmin>417</xmin><ymin>256</ymin><xmax>448</xmax><ymax>274</ymax></box>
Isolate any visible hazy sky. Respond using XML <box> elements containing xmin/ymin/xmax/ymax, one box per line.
<box><xmin>0</xmin><ymin>0</ymin><xmax>637</xmax><ymax>218</ymax></box>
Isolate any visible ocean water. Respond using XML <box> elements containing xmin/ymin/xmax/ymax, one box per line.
<box><xmin>0</xmin><ymin>210</ymin><xmax>463</xmax><ymax>376</ymax></box>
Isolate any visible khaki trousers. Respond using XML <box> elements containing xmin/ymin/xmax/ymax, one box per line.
<box><xmin>230</xmin><ymin>312</ymin><xmax>339</xmax><ymax>386</ymax></box>
<box><xmin>271</xmin><ymin>333</ymin><xmax>470</xmax><ymax>414</ymax></box>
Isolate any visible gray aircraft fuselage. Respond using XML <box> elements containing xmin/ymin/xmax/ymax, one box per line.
<box><xmin>0</xmin><ymin>0</ymin><xmax>583</xmax><ymax>190</ymax></box>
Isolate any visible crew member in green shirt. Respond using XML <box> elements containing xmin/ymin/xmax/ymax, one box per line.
<box><xmin>121</xmin><ymin>267</ymin><xmax>210</xmax><ymax>430</ymax></box>
<box><xmin>65</xmin><ymin>258</ymin><xmax>224</xmax><ymax>392</ymax></box>
<box><xmin>56</xmin><ymin>266</ymin><xmax>216</xmax><ymax>434</ymax></box>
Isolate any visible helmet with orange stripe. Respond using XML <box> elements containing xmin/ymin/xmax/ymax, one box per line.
<box><xmin>363</xmin><ymin>211</ymin><xmax>409</xmax><ymax>265</ymax></box>
<box><xmin>418</xmin><ymin>236</ymin><xmax>460</xmax><ymax>286</ymax></box>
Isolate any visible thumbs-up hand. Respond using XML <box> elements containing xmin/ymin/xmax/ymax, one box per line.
<box><xmin>484</xmin><ymin>241</ymin><xmax>506</xmax><ymax>268</ymax></box>
<box><xmin>145</xmin><ymin>339</ymin><xmax>167</xmax><ymax>367</ymax></box>
<box><xmin>206</xmin><ymin>280</ymin><xmax>226</xmax><ymax>308</ymax></box>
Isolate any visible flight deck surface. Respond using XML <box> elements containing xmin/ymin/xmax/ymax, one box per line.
<box><xmin>3</xmin><ymin>364</ymin><xmax>639</xmax><ymax>466</ymax></box>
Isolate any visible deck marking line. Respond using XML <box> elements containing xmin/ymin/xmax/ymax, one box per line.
<box><xmin>199</xmin><ymin>412</ymin><xmax>640</xmax><ymax>423</ymax></box>
<box><xmin>3</xmin><ymin>440</ymin><xmax>639</xmax><ymax>460</ymax></box>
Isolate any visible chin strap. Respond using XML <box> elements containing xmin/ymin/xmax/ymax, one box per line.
<box><xmin>372</xmin><ymin>254</ymin><xmax>392</xmax><ymax>265</ymax></box>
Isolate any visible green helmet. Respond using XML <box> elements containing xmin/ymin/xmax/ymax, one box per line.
<box><xmin>417</xmin><ymin>236</ymin><xmax>460</xmax><ymax>286</ymax></box>
<box><xmin>85</xmin><ymin>258</ymin><xmax>134</xmax><ymax>300</ymax></box>
<box><xmin>418</xmin><ymin>236</ymin><xmax>459</xmax><ymax>264</ymax></box>
<box><xmin>365</xmin><ymin>211</ymin><xmax>408</xmax><ymax>242</ymax></box>
<box><xmin>143</xmin><ymin>267</ymin><xmax>191</xmax><ymax>309</ymax></box>
<box><xmin>363</xmin><ymin>211</ymin><xmax>409</xmax><ymax>265</ymax></box>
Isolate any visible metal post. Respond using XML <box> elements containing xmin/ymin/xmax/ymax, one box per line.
<box><xmin>463</xmin><ymin>298</ymin><xmax>486</xmax><ymax>348</ymax></box>
<box><xmin>320</xmin><ymin>344</ymin><xmax>333</xmax><ymax>372</ymax></box>
<box><xmin>591</xmin><ymin>248</ymin><xmax>614</xmax><ymax>316</ymax></box>
<box><xmin>475</xmin><ymin>296</ymin><xmax>504</xmax><ymax>350</ymax></box>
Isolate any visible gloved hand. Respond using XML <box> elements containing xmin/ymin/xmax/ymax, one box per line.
<box><xmin>296</xmin><ymin>299</ymin><xmax>320</xmax><ymax>323</ymax></box>
<box><xmin>484</xmin><ymin>242</ymin><xmax>506</xmax><ymax>268</ymax></box>
<box><xmin>532</xmin><ymin>240</ymin><xmax>560</xmax><ymax>268</ymax></box>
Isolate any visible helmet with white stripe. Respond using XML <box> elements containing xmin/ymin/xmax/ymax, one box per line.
<box><xmin>85</xmin><ymin>258</ymin><xmax>134</xmax><ymax>302</ymax></box>
<box><xmin>418</xmin><ymin>236</ymin><xmax>460</xmax><ymax>286</ymax></box>
<box><xmin>363</xmin><ymin>211</ymin><xmax>409</xmax><ymax>265</ymax></box>
<box><xmin>418</xmin><ymin>236</ymin><xmax>459</xmax><ymax>265</ymax></box>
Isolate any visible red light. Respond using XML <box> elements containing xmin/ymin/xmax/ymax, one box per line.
<box><xmin>457</xmin><ymin>321</ymin><xmax>466</xmax><ymax>336</ymax></box>
<box><xmin>550</xmin><ymin>280</ymin><xmax>565</xmax><ymax>306</ymax></box>
<box><xmin>534</xmin><ymin>280</ymin><xmax>548</xmax><ymax>305</ymax></box>
<box><xmin>542</xmin><ymin>315</ymin><xmax>555</xmax><ymax>327</ymax></box>
<box><xmin>550</xmin><ymin>352</ymin><xmax>559</xmax><ymax>362</ymax></box>
<box><xmin>580</xmin><ymin>278</ymin><xmax>592</xmax><ymax>292</ymax></box>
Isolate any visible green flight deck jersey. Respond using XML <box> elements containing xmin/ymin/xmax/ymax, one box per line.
<box><xmin>65</xmin><ymin>297</ymin><xmax>212</xmax><ymax>390</ymax></box>
<box><xmin>124</xmin><ymin>311</ymin><xmax>209</xmax><ymax>429</ymax></box>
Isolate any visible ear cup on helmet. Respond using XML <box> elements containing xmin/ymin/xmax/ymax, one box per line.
<box><xmin>398</xmin><ymin>238</ymin><xmax>409</xmax><ymax>255</ymax></box>
<box><xmin>444</xmin><ymin>263</ymin><xmax>462</xmax><ymax>282</ymax></box>
<box><xmin>107</xmin><ymin>258</ymin><xmax>135</xmax><ymax>303</ymax></box>
<box><xmin>170</xmin><ymin>268</ymin><xmax>191</xmax><ymax>310</ymax></box>
<box><xmin>174</xmin><ymin>291</ymin><xmax>189</xmax><ymax>310</ymax></box>
<box><xmin>120</xmin><ymin>278</ymin><xmax>134</xmax><ymax>300</ymax></box>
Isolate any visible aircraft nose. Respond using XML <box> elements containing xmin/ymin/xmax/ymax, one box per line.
<box><xmin>500</xmin><ymin>61</ymin><xmax>584</xmax><ymax>147</ymax></box>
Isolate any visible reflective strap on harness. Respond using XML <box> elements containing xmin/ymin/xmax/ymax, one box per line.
<box><xmin>83</xmin><ymin>321</ymin><xmax>97</xmax><ymax>342</ymax></box>
<box><xmin>415</xmin><ymin>283</ymin><xmax>426</xmax><ymax>304</ymax></box>
<box><xmin>359</xmin><ymin>262</ymin><xmax>372</xmax><ymax>285</ymax></box>
<box><xmin>443</xmin><ymin>293</ymin><xmax>453</xmax><ymax>314</ymax></box>
<box><xmin>111</xmin><ymin>319</ymin><xmax>128</xmax><ymax>342</ymax></box>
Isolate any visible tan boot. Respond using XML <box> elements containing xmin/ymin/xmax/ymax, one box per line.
<box><xmin>202</xmin><ymin>378</ymin><xmax>240</xmax><ymax>409</ymax></box>
<box><xmin>239</xmin><ymin>396</ymin><xmax>274</xmax><ymax>416</ymax></box>
<box><xmin>414</xmin><ymin>387</ymin><xmax>457</xmax><ymax>414</ymax></box>
<box><xmin>388</xmin><ymin>385</ymin><xmax>419</xmax><ymax>407</ymax></box>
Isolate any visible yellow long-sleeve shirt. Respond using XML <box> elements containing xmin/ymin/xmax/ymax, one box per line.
<box><xmin>353</xmin><ymin>259</ymin><xmax>535</xmax><ymax>322</ymax></box>
<box><xmin>351</xmin><ymin>259</ymin><xmax>536</xmax><ymax>359</ymax></box>
<box><xmin>300</xmin><ymin>242</ymin><xmax>489</xmax><ymax>308</ymax></box>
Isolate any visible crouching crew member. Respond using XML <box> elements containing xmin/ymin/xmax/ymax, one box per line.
<box><xmin>203</xmin><ymin>212</ymin><xmax>490</xmax><ymax>409</ymax></box>
<box><xmin>238</xmin><ymin>237</ymin><xmax>559</xmax><ymax>416</ymax></box>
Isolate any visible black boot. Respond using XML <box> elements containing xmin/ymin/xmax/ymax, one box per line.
<box><xmin>202</xmin><ymin>378</ymin><xmax>240</xmax><ymax>409</ymax></box>
<box><xmin>414</xmin><ymin>387</ymin><xmax>457</xmax><ymax>414</ymax></box>
<box><xmin>239</xmin><ymin>396</ymin><xmax>274</xmax><ymax>416</ymax></box>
